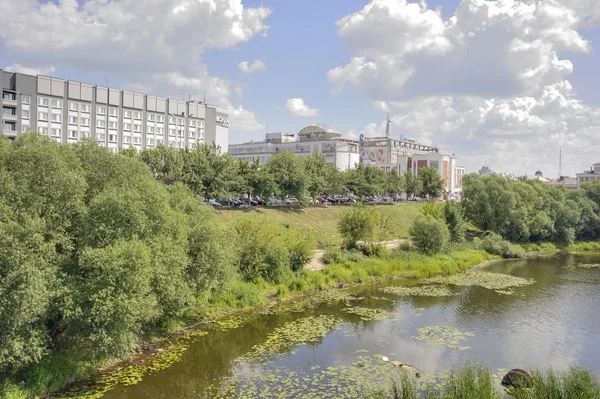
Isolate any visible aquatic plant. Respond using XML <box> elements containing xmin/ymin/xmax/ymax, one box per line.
<box><xmin>426</xmin><ymin>271</ymin><xmax>534</xmax><ymax>291</ymax></box>
<box><xmin>343</xmin><ymin>307</ymin><xmax>394</xmax><ymax>321</ymax></box>
<box><xmin>411</xmin><ymin>326</ymin><xmax>474</xmax><ymax>350</ymax></box>
<box><xmin>381</xmin><ymin>285</ymin><xmax>456</xmax><ymax>297</ymax></box>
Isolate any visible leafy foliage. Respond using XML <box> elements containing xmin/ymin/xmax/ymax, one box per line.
<box><xmin>417</xmin><ymin>167</ymin><xmax>444</xmax><ymax>198</ymax></box>
<box><xmin>444</xmin><ymin>201</ymin><xmax>467</xmax><ymax>242</ymax></box>
<box><xmin>338</xmin><ymin>204</ymin><xmax>388</xmax><ymax>249</ymax></box>
<box><xmin>410</xmin><ymin>215</ymin><xmax>450</xmax><ymax>255</ymax></box>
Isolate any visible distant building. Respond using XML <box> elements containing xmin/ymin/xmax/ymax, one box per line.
<box><xmin>576</xmin><ymin>163</ymin><xmax>600</xmax><ymax>189</ymax></box>
<box><xmin>228</xmin><ymin>124</ymin><xmax>360</xmax><ymax>171</ymax></box>
<box><xmin>532</xmin><ymin>170</ymin><xmax>551</xmax><ymax>183</ymax></box>
<box><xmin>359</xmin><ymin>136</ymin><xmax>463</xmax><ymax>194</ymax></box>
<box><xmin>549</xmin><ymin>176</ymin><xmax>578</xmax><ymax>190</ymax></box>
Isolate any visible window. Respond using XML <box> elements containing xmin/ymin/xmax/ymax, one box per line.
<box><xmin>3</xmin><ymin>92</ymin><xmax>16</xmax><ymax>101</ymax></box>
<box><xmin>124</xmin><ymin>123</ymin><xmax>131</xmax><ymax>131</ymax></box>
<box><xmin>148</xmin><ymin>114</ymin><xmax>155</xmax><ymax>122</ymax></box>
<box><xmin>177</xmin><ymin>129</ymin><xmax>183</xmax><ymax>136</ymax></box>
<box><xmin>2</xmin><ymin>122</ymin><xmax>16</xmax><ymax>131</ymax></box>
<box><xmin>189</xmin><ymin>130</ymin><xmax>195</xmax><ymax>138</ymax></box>
<box><xmin>38</xmin><ymin>112</ymin><xmax>48</xmax><ymax>121</ymax></box>
<box><xmin>190</xmin><ymin>142</ymin><xmax>196</xmax><ymax>149</ymax></box>
<box><xmin>81</xmin><ymin>131</ymin><xmax>90</xmax><ymax>139</ymax></box>
<box><xmin>157</xmin><ymin>139</ymin><xmax>164</xmax><ymax>146</ymax></box>
<box><xmin>39</xmin><ymin>127</ymin><xmax>48</xmax><ymax>135</ymax></box>
<box><xmin>81</xmin><ymin>118</ymin><xmax>89</xmax><ymax>127</ymax></box>
<box><xmin>177</xmin><ymin>118</ymin><xmax>183</xmax><ymax>126</ymax></box>
<box><xmin>2</xmin><ymin>107</ymin><xmax>16</xmax><ymax>116</ymax></box>
<box><xmin>51</xmin><ymin>128</ymin><xmax>61</xmax><ymax>137</ymax></box>
<box><xmin>169</xmin><ymin>129</ymin><xmax>175</xmax><ymax>136</ymax></box>
<box><xmin>38</xmin><ymin>97</ymin><xmax>49</xmax><ymax>107</ymax></box>
<box><xmin>133</xmin><ymin>137</ymin><xmax>141</xmax><ymax>145</ymax></box>
<box><xmin>81</xmin><ymin>104</ymin><xmax>90</xmax><ymax>113</ymax></box>
<box><xmin>69</xmin><ymin>116</ymin><xmax>78</xmax><ymax>125</ymax></box>
<box><xmin>190</xmin><ymin>120</ymin><xmax>196</xmax><ymax>127</ymax></box>
<box><xmin>157</xmin><ymin>127</ymin><xmax>164</xmax><ymax>134</ymax></box>
<box><xmin>134</xmin><ymin>124</ymin><xmax>141</xmax><ymax>132</ymax></box>
<box><xmin>97</xmin><ymin>106</ymin><xmax>106</xmax><ymax>115</ymax></box>
<box><xmin>109</xmin><ymin>121</ymin><xmax>117</xmax><ymax>130</ymax></box>
<box><xmin>169</xmin><ymin>116</ymin><xmax>176</xmax><ymax>124</ymax></box>
<box><xmin>147</xmin><ymin>126</ymin><xmax>155</xmax><ymax>134</ymax></box>
<box><xmin>69</xmin><ymin>102</ymin><xmax>79</xmax><ymax>111</ymax></box>
<box><xmin>147</xmin><ymin>138</ymin><xmax>154</xmax><ymax>146</ymax></box>
<box><xmin>134</xmin><ymin>112</ymin><xmax>142</xmax><ymax>120</ymax></box>
<box><xmin>69</xmin><ymin>130</ymin><xmax>78</xmax><ymax>139</ymax></box>
<box><xmin>123</xmin><ymin>135</ymin><xmax>131</xmax><ymax>144</ymax></box>
<box><xmin>109</xmin><ymin>134</ymin><xmax>118</xmax><ymax>143</ymax></box>
<box><xmin>51</xmin><ymin>99</ymin><xmax>62</xmax><ymax>109</ymax></box>
<box><xmin>97</xmin><ymin>120</ymin><xmax>106</xmax><ymax>128</ymax></box>
<box><xmin>22</xmin><ymin>94</ymin><xmax>30</xmax><ymax>105</ymax></box>
<box><xmin>97</xmin><ymin>133</ymin><xmax>106</xmax><ymax>141</ymax></box>
<box><xmin>169</xmin><ymin>140</ymin><xmax>175</xmax><ymax>147</ymax></box>
<box><xmin>109</xmin><ymin>108</ymin><xmax>118</xmax><ymax>117</ymax></box>
<box><xmin>51</xmin><ymin>113</ymin><xmax>61</xmax><ymax>123</ymax></box>
<box><xmin>21</xmin><ymin>124</ymin><xmax>29</xmax><ymax>133</ymax></box>
<box><xmin>157</xmin><ymin>115</ymin><xmax>164</xmax><ymax>123</ymax></box>
<box><xmin>124</xmin><ymin>110</ymin><xmax>132</xmax><ymax>118</ymax></box>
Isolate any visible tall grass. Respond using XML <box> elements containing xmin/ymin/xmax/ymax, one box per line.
<box><xmin>365</xmin><ymin>363</ymin><xmax>600</xmax><ymax>399</ymax></box>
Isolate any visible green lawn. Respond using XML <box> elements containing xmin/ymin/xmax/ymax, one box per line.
<box><xmin>215</xmin><ymin>203</ymin><xmax>422</xmax><ymax>248</ymax></box>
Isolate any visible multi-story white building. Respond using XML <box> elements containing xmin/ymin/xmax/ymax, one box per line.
<box><xmin>0</xmin><ymin>69</ymin><xmax>229</xmax><ymax>152</ymax></box>
<box><xmin>576</xmin><ymin>162</ymin><xmax>600</xmax><ymax>189</ymax></box>
<box><xmin>229</xmin><ymin>124</ymin><xmax>360</xmax><ymax>171</ymax></box>
<box><xmin>360</xmin><ymin>137</ymin><xmax>464</xmax><ymax>194</ymax></box>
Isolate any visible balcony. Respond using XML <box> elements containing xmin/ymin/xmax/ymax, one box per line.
<box><xmin>2</xmin><ymin>92</ymin><xmax>17</xmax><ymax>106</ymax></box>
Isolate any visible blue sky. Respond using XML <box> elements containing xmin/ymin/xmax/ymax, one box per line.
<box><xmin>1</xmin><ymin>0</ymin><xmax>600</xmax><ymax>176</ymax></box>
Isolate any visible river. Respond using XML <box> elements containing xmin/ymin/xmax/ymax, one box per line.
<box><xmin>96</xmin><ymin>253</ymin><xmax>600</xmax><ymax>398</ymax></box>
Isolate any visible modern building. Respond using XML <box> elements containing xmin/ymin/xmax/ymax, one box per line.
<box><xmin>576</xmin><ymin>163</ymin><xmax>600</xmax><ymax>189</ymax></box>
<box><xmin>549</xmin><ymin>176</ymin><xmax>578</xmax><ymax>190</ymax></box>
<box><xmin>1</xmin><ymin>69</ymin><xmax>229</xmax><ymax>152</ymax></box>
<box><xmin>229</xmin><ymin>124</ymin><xmax>360</xmax><ymax>171</ymax></box>
<box><xmin>359</xmin><ymin>136</ymin><xmax>464</xmax><ymax>194</ymax></box>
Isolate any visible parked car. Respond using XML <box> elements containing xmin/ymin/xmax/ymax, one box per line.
<box><xmin>284</xmin><ymin>197</ymin><xmax>299</xmax><ymax>205</ymax></box>
<box><xmin>413</xmin><ymin>197</ymin><xmax>424</xmax><ymax>202</ymax></box>
<box><xmin>205</xmin><ymin>199</ymin><xmax>222</xmax><ymax>208</ymax></box>
<box><xmin>317</xmin><ymin>197</ymin><xmax>328</xmax><ymax>204</ymax></box>
<box><xmin>252</xmin><ymin>197</ymin><xmax>265</xmax><ymax>206</ymax></box>
<box><xmin>267</xmin><ymin>198</ymin><xmax>283</xmax><ymax>206</ymax></box>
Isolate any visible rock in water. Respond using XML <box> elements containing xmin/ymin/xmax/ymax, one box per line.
<box><xmin>502</xmin><ymin>369</ymin><xmax>533</xmax><ymax>388</ymax></box>
<box><xmin>390</xmin><ymin>360</ymin><xmax>403</xmax><ymax>367</ymax></box>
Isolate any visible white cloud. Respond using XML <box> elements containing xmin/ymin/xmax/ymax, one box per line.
<box><xmin>337</xmin><ymin>0</ymin><xmax>600</xmax><ymax>176</ymax></box>
<box><xmin>285</xmin><ymin>98</ymin><xmax>319</xmax><ymax>117</ymax></box>
<box><xmin>237</xmin><ymin>60</ymin><xmax>266</xmax><ymax>74</ymax></box>
<box><xmin>229</xmin><ymin>105</ymin><xmax>265</xmax><ymax>132</ymax></box>
<box><xmin>329</xmin><ymin>0</ymin><xmax>590</xmax><ymax>100</ymax></box>
<box><xmin>4</xmin><ymin>63</ymin><xmax>55</xmax><ymax>76</ymax></box>
<box><xmin>372</xmin><ymin>100</ymin><xmax>389</xmax><ymax>112</ymax></box>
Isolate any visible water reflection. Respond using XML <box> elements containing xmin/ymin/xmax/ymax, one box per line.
<box><xmin>102</xmin><ymin>253</ymin><xmax>600</xmax><ymax>399</ymax></box>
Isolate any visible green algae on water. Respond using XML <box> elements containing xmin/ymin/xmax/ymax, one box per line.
<box><xmin>343</xmin><ymin>306</ymin><xmax>394</xmax><ymax>321</ymax></box>
<box><xmin>412</xmin><ymin>326</ymin><xmax>474</xmax><ymax>350</ymax></box>
<box><xmin>381</xmin><ymin>285</ymin><xmax>457</xmax><ymax>297</ymax></box>
<box><xmin>426</xmin><ymin>271</ymin><xmax>534</xmax><ymax>291</ymax></box>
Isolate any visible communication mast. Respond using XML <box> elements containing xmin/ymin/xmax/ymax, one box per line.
<box><xmin>559</xmin><ymin>146</ymin><xmax>562</xmax><ymax>177</ymax></box>
<box><xmin>385</xmin><ymin>112</ymin><xmax>390</xmax><ymax>139</ymax></box>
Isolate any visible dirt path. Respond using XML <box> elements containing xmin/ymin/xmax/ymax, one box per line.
<box><xmin>304</xmin><ymin>239</ymin><xmax>411</xmax><ymax>272</ymax></box>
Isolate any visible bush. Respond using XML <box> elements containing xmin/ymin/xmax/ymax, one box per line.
<box><xmin>409</xmin><ymin>215</ymin><xmax>449</xmax><ymax>255</ymax></box>
<box><xmin>323</xmin><ymin>247</ymin><xmax>343</xmax><ymax>265</ymax></box>
<box><xmin>480</xmin><ymin>232</ymin><xmax>525</xmax><ymax>259</ymax></box>
<box><xmin>444</xmin><ymin>201</ymin><xmax>467</xmax><ymax>242</ymax></box>
<box><xmin>338</xmin><ymin>204</ymin><xmax>387</xmax><ymax>249</ymax></box>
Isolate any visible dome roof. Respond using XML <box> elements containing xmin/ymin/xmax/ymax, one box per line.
<box><xmin>298</xmin><ymin>124</ymin><xmax>342</xmax><ymax>138</ymax></box>
<box><xmin>535</xmin><ymin>170</ymin><xmax>543</xmax><ymax>176</ymax></box>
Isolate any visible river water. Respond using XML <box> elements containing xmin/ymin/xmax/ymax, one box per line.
<box><xmin>100</xmin><ymin>253</ymin><xmax>600</xmax><ymax>398</ymax></box>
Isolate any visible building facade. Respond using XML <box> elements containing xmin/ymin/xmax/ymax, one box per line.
<box><xmin>576</xmin><ymin>163</ymin><xmax>600</xmax><ymax>189</ymax></box>
<box><xmin>229</xmin><ymin>124</ymin><xmax>360</xmax><ymax>171</ymax></box>
<box><xmin>360</xmin><ymin>137</ymin><xmax>463</xmax><ymax>194</ymax></box>
<box><xmin>1</xmin><ymin>70</ymin><xmax>229</xmax><ymax>152</ymax></box>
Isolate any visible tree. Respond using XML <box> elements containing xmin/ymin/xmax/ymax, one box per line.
<box><xmin>386</xmin><ymin>168</ymin><xmax>404</xmax><ymax>196</ymax></box>
<box><xmin>345</xmin><ymin>164</ymin><xmax>386</xmax><ymax>197</ymax></box>
<box><xmin>417</xmin><ymin>167</ymin><xmax>444</xmax><ymax>199</ymax></box>
<box><xmin>403</xmin><ymin>170</ymin><xmax>420</xmax><ymax>199</ymax></box>
<box><xmin>444</xmin><ymin>201</ymin><xmax>467</xmax><ymax>242</ymax></box>
<box><xmin>323</xmin><ymin>164</ymin><xmax>346</xmax><ymax>197</ymax></box>
<box><xmin>338</xmin><ymin>204</ymin><xmax>387</xmax><ymax>249</ymax></box>
<box><xmin>410</xmin><ymin>215</ymin><xmax>449</xmax><ymax>255</ymax></box>
<box><xmin>303</xmin><ymin>154</ymin><xmax>328</xmax><ymax>201</ymax></box>
<box><xmin>266</xmin><ymin>151</ymin><xmax>307</xmax><ymax>201</ymax></box>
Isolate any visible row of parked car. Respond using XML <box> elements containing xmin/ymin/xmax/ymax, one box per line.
<box><xmin>204</xmin><ymin>197</ymin><xmax>299</xmax><ymax>208</ymax></box>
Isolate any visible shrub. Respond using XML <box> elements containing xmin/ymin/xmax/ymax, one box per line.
<box><xmin>444</xmin><ymin>201</ymin><xmax>467</xmax><ymax>242</ymax></box>
<box><xmin>480</xmin><ymin>232</ymin><xmax>525</xmax><ymax>259</ymax></box>
<box><xmin>362</xmin><ymin>243</ymin><xmax>388</xmax><ymax>257</ymax></box>
<box><xmin>323</xmin><ymin>247</ymin><xmax>343</xmax><ymax>265</ymax></box>
<box><xmin>409</xmin><ymin>215</ymin><xmax>449</xmax><ymax>255</ymax></box>
<box><xmin>338</xmin><ymin>204</ymin><xmax>387</xmax><ymax>249</ymax></box>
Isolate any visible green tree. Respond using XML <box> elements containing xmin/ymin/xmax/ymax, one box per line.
<box><xmin>303</xmin><ymin>153</ymin><xmax>328</xmax><ymax>201</ymax></box>
<box><xmin>266</xmin><ymin>151</ymin><xmax>307</xmax><ymax>201</ymax></box>
<box><xmin>338</xmin><ymin>204</ymin><xmax>387</xmax><ymax>249</ymax></box>
<box><xmin>444</xmin><ymin>201</ymin><xmax>467</xmax><ymax>242</ymax></box>
<box><xmin>345</xmin><ymin>164</ymin><xmax>386</xmax><ymax>197</ymax></box>
<box><xmin>410</xmin><ymin>215</ymin><xmax>449</xmax><ymax>255</ymax></box>
<box><xmin>417</xmin><ymin>167</ymin><xmax>444</xmax><ymax>199</ymax></box>
<box><xmin>403</xmin><ymin>170</ymin><xmax>420</xmax><ymax>199</ymax></box>
<box><xmin>386</xmin><ymin>168</ymin><xmax>404</xmax><ymax>196</ymax></box>
<box><xmin>323</xmin><ymin>164</ymin><xmax>346</xmax><ymax>197</ymax></box>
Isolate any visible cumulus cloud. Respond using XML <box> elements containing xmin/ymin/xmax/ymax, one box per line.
<box><xmin>237</xmin><ymin>60</ymin><xmax>266</xmax><ymax>74</ymax></box>
<box><xmin>4</xmin><ymin>63</ymin><xmax>55</xmax><ymax>76</ymax></box>
<box><xmin>285</xmin><ymin>98</ymin><xmax>319</xmax><ymax>117</ymax></box>
<box><xmin>0</xmin><ymin>0</ymin><xmax>270</xmax><ymax>134</ymax></box>
<box><xmin>372</xmin><ymin>100</ymin><xmax>389</xmax><ymax>112</ymax></box>
<box><xmin>229</xmin><ymin>105</ymin><xmax>265</xmax><ymax>132</ymax></box>
<box><xmin>336</xmin><ymin>0</ymin><xmax>600</xmax><ymax>176</ymax></box>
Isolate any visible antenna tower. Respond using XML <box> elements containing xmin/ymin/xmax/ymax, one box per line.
<box><xmin>385</xmin><ymin>112</ymin><xmax>390</xmax><ymax>139</ymax></box>
<box><xmin>559</xmin><ymin>146</ymin><xmax>562</xmax><ymax>177</ymax></box>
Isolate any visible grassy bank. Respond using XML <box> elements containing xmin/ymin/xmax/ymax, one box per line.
<box><xmin>366</xmin><ymin>363</ymin><xmax>600</xmax><ymax>399</ymax></box>
<box><xmin>215</xmin><ymin>203</ymin><xmax>422</xmax><ymax>248</ymax></box>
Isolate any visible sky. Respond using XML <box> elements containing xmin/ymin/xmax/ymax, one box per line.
<box><xmin>1</xmin><ymin>0</ymin><xmax>600</xmax><ymax>177</ymax></box>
